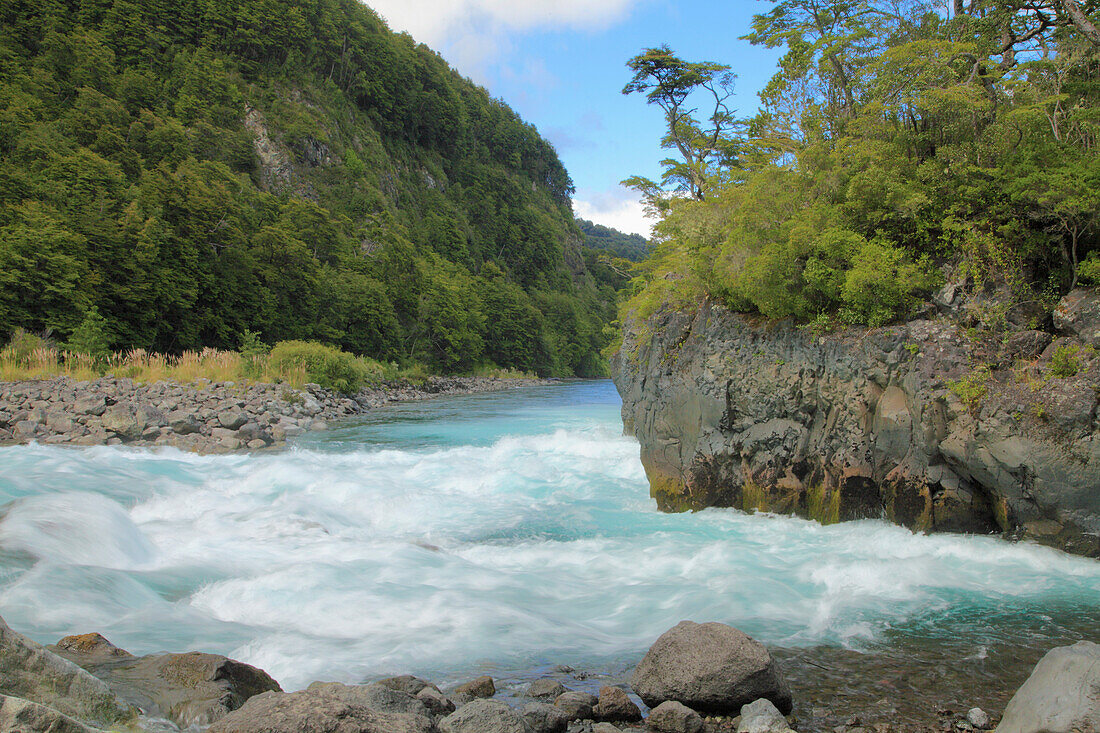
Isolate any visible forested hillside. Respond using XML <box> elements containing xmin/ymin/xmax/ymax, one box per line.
<box><xmin>577</xmin><ymin>218</ymin><xmax>651</xmax><ymax>262</ymax></box>
<box><xmin>0</xmin><ymin>0</ymin><xmax>617</xmax><ymax>376</ymax></box>
<box><xmin>622</xmin><ymin>0</ymin><xmax>1100</xmax><ymax>330</ymax></box>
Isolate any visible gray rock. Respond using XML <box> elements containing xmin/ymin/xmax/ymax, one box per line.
<box><xmin>167</xmin><ymin>411</ymin><xmax>201</xmax><ymax>435</ymax></box>
<box><xmin>645</xmin><ymin>701</ymin><xmax>704</xmax><ymax>733</ymax></box>
<box><xmin>555</xmin><ymin>691</ymin><xmax>598</xmax><ymax>721</ymax></box>
<box><xmin>528</xmin><ymin>679</ymin><xmax>569</xmax><ymax>700</ymax></box>
<box><xmin>100</xmin><ymin>404</ymin><xmax>144</xmax><ymax>440</ymax></box>
<box><xmin>56</xmin><ymin>650</ymin><xmax>280</xmax><ymax>729</ymax></box>
<box><xmin>1054</xmin><ymin>288</ymin><xmax>1100</xmax><ymax>346</ymax></box>
<box><xmin>73</xmin><ymin>395</ymin><xmax>106</xmax><ymax>416</ymax></box>
<box><xmin>452</xmin><ymin>675</ymin><xmax>496</xmax><ymax>699</ymax></box>
<box><xmin>596</xmin><ymin>686</ymin><xmax>641</xmax><ymax>723</ymax></box>
<box><xmin>135</xmin><ymin>405</ymin><xmax>167</xmax><ymax>427</ymax></box>
<box><xmin>46</xmin><ymin>412</ymin><xmax>73</xmax><ymax>433</ymax></box>
<box><xmin>417</xmin><ymin>685</ymin><xmax>455</xmax><ymax>715</ymax></box>
<box><xmin>0</xmin><ymin>694</ymin><xmax>103</xmax><ymax>733</ymax></box>
<box><xmin>631</xmin><ymin>621</ymin><xmax>792</xmax><ymax>716</ymax></box>
<box><xmin>0</xmin><ymin>616</ymin><xmax>134</xmax><ymax>726</ymax></box>
<box><xmin>524</xmin><ymin>701</ymin><xmax>570</xmax><ymax>733</ymax></box>
<box><xmin>996</xmin><ymin>641</ymin><xmax>1100</xmax><ymax>733</ymax></box>
<box><xmin>207</xmin><ymin>690</ymin><xmax>433</xmax><ymax>733</ymax></box>
<box><xmin>305</xmin><ymin>681</ymin><xmax>430</xmax><ymax>718</ymax></box>
<box><xmin>218</xmin><ymin>410</ymin><xmax>249</xmax><ymax>430</ymax></box>
<box><xmin>967</xmin><ymin>707</ymin><xmax>991</xmax><ymax>730</ymax></box>
<box><xmin>376</xmin><ymin>675</ymin><xmax>430</xmax><ymax>696</ymax></box>
<box><xmin>47</xmin><ymin>633</ymin><xmax>132</xmax><ymax>665</ymax></box>
<box><xmin>441</xmin><ymin>698</ymin><xmax>527</xmax><ymax>733</ymax></box>
<box><xmin>737</xmin><ymin>698</ymin><xmax>791</xmax><ymax>733</ymax></box>
<box><xmin>593</xmin><ymin>724</ymin><xmax>620</xmax><ymax>733</ymax></box>
<box><xmin>13</xmin><ymin>420</ymin><xmax>37</xmax><ymax>439</ymax></box>
<box><xmin>246</xmin><ymin>438</ymin><xmax>267</xmax><ymax>450</ymax></box>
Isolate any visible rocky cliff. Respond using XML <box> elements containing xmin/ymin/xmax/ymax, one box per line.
<box><xmin>610</xmin><ymin>289</ymin><xmax>1100</xmax><ymax>557</ymax></box>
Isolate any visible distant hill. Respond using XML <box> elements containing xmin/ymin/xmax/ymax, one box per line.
<box><xmin>0</xmin><ymin>0</ymin><xmax>618</xmax><ymax>376</ymax></box>
<box><xmin>577</xmin><ymin>219</ymin><xmax>651</xmax><ymax>262</ymax></box>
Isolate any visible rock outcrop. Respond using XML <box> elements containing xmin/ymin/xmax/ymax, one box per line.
<box><xmin>996</xmin><ymin>641</ymin><xmax>1100</xmax><ymax>733</ymax></box>
<box><xmin>0</xmin><ymin>694</ymin><xmax>103</xmax><ymax>733</ymax></box>
<box><xmin>631</xmin><ymin>621</ymin><xmax>791</xmax><ymax>716</ymax></box>
<box><xmin>611</xmin><ymin>292</ymin><xmax>1100</xmax><ymax>557</ymax></box>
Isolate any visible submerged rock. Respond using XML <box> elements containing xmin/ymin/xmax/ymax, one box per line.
<box><xmin>632</xmin><ymin>621</ymin><xmax>792</xmax><ymax>716</ymax></box>
<box><xmin>996</xmin><ymin>641</ymin><xmax>1100</xmax><ymax>733</ymax></box>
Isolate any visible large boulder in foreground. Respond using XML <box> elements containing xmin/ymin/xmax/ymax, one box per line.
<box><xmin>440</xmin><ymin>698</ymin><xmax>528</xmax><ymax>733</ymax></box>
<box><xmin>996</xmin><ymin>641</ymin><xmax>1100</xmax><ymax>733</ymax></box>
<box><xmin>0</xmin><ymin>694</ymin><xmax>103</xmax><ymax>733</ymax></box>
<box><xmin>0</xmin><ymin>617</ymin><xmax>134</xmax><ymax>727</ymax></box>
<box><xmin>207</xmin><ymin>690</ymin><xmax>433</xmax><ymax>733</ymax></box>
<box><xmin>631</xmin><ymin>621</ymin><xmax>791</xmax><ymax>715</ymax></box>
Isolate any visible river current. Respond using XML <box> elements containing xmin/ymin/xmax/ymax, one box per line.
<box><xmin>1</xmin><ymin>380</ymin><xmax>1097</xmax><ymax>725</ymax></box>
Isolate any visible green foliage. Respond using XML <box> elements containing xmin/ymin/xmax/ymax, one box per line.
<box><xmin>66</xmin><ymin>306</ymin><xmax>111</xmax><ymax>358</ymax></box>
<box><xmin>948</xmin><ymin>365</ymin><xmax>992</xmax><ymax>416</ymax></box>
<box><xmin>1</xmin><ymin>328</ymin><xmax>55</xmax><ymax>363</ymax></box>
<box><xmin>268</xmin><ymin>340</ymin><xmax>381</xmax><ymax>393</ymax></box>
<box><xmin>0</xmin><ymin>0</ymin><xmax>614</xmax><ymax>377</ymax></box>
<box><xmin>577</xmin><ymin>218</ymin><xmax>651</xmax><ymax>261</ymax></box>
<box><xmin>1049</xmin><ymin>343</ymin><xmax>1082</xmax><ymax>378</ymax></box>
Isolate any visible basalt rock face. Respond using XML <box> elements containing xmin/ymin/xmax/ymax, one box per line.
<box><xmin>610</xmin><ymin>295</ymin><xmax>1100</xmax><ymax>557</ymax></box>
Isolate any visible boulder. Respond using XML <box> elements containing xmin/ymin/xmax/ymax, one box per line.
<box><xmin>593</xmin><ymin>724</ymin><xmax>621</xmax><ymax>733</ymax></box>
<box><xmin>440</xmin><ymin>698</ymin><xmax>527</xmax><ymax>733</ymax></box>
<box><xmin>47</xmin><ymin>633</ymin><xmax>132</xmax><ymax>665</ymax></box>
<box><xmin>218</xmin><ymin>410</ymin><xmax>249</xmax><ymax>430</ymax></box>
<box><xmin>0</xmin><ymin>694</ymin><xmax>102</xmax><ymax>733</ymax></box>
<box><xmin>207</xmin><ymin>690</ymin><xmax>432</xmax><ymax>733</ymax></box>
<box><xmin>0</xmin><ymin>617</ymin><xmax>133</xmax><ymax>727</ymax></box>
<box><xmin>554</xmin><ymin>690</ymin><xmax>597</xmax><ymax>720</ymax></box>
<box><xmin>73</xmin><ymin>395</ymin><xmax>106</xmax><ymax>416</ymax></box>
<box><xmin>596</xmin><ymin>686</ymin><xmax>641</xmax><ymax>723</ymax></box>
<box><xmin>523</xmin><ymin>701</ymin><xmax>569</xmax><ymax>733</ymax></box>
<box><xmin>527</xmin><ymin>678</ymin><xmax>568</xmax><ymax>700</ymax></box>
<box><xmin>645</xmin><ymin>701</ymin><xmax>704</xmax><ymax>733</ymax></box>
<box><xmin>167</xmin><ymin>410</ymin><xmax>201</xmax><ymax>435</ymax></box>
<box><xmin>996</xmin><ymin>641</ymin><xmax>1100</xmax><ymax>733</ymax></box>
<box><xmin>737</xmin><ymin>698</ymin><xmax>791</xmax><ymax>733</ymax></box>
<box><xmin>100</xmin><ymin>405</ymin><xmax>144</xmax><ymax>440</ymax></box>
<box><xmin>376</xmin><ymin>675</ymin><xmax>430</xmax><ymax>696</ymax></box>
<box><xmin>968</xmin><ymin>707</ymin><xmax>992</xmax><ymax>730</ymax></box>
<box><xmin>58</xmin><ymin>650</ymin><xmax>280</xmax><ymax>729</ymax></box>
<box><xmin>452</xmin><ymin>675</ymin><xmax>495</xmax><ymax>699</ymax></box>
<box><xmin>631</xmin><ymin>621</ymin><xmax>791</xmax><ymax>715</ymax></box>
<box><xmin>1054</xmin><ymin>288</ymin><xmax>1100</xmax><ymax>346</ymax></box>
<box><xmin>305</xmin><ymin>681</ymin><xmax>430</xmax><ymax>718</ymax></box>
<box><xmin>417</xmin><ymin>685</ymin><xmax>455</xmax><ymax>715</ymax></box>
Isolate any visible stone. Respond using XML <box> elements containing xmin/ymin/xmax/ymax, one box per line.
<box><xmin>645</xmin><ymin>701</ymin><xmax>704</xmax><ymax>733</ymax></box>
<box><xmin>596</xmin><ymin>686</ymin><xmax>641</xmax><ymax>722</ymax></box>
<box><xmin>966</xmin><ymin>708</ymin><xmax>991</xmax><ymax>730</ymax></box>
<box><xmin>0</xmin><ymin>616</ymin><xmax>134</xmax><ymax>726</ymax></box>
<box><xmin>1054</xmin><ymin>288</ymin><xmax>1100</xmax><ymax>346</ymax></box>
<box><xmin>737</xmin><ymin>698</ymin><xmax>791</xmax><ymax>733</ymax></box>
<box><xmin>440</xmin><ymin>698</ymin><xmax>528</xmax><ymax>733</ymax></box>
<box><xmin>305</xmin><ymin>681</ymin><xmax>430</xmax><ymax>718</ymax></box>
<box><xmin>218</xmin><ymin>410</ymin><xmax>249</xmax><ymax>430</ymax></box>
<box><xmin>168</xmin><ymin>411</ymin><xmax>201</xmax><ymax>435</ymax></box>
<box><xmin>997</xmin><ymin>641</ymin><xmax>1100</xmax><ymax>733</ymax></box>
<box><xmin>524</xmin><ymin>701</ymin><xmax>570</xmax><ymax>733</ymax></box>
<box><xmin>309</xmin><ymin>419</ymin><xmax>329</xmax><ymax>431</ymax></box>
<box><xmin>0</xmin><ymin>694</ymin><xmax>102</xmax><ymax>733</ymax></box>
<box><xmin>207</xmin><ymin>690</ymin><xmax>433</xmax><ymax>733</ymax></box>
<box><xmin>58</xmin><ymin>650</ymin><xmax>280</xmax><ymax>729</ymax></box>
<box><xmin>13</xmin><ymin>420</ymin><xmax>38</xmax><ymax>439</ymax></box>
<box><xmin>48</xmin><ymin>633</ymin><xmax>132</xmax><ymax>665</ymax></box>
<box><xmin>594</xmin><ymin>724</ymin><xmax>621</xmax><ymax>733</ymax></box>
<box><xmin>45</xmin><ymin>412</ymin><xmax>73</xmax><ymax>433</ymax></box>
<box><xmin>555</xmin><ymin>691</ymin><xmax>598</xmax><ymax>721</ymax></box>
<box><xmin>100</xmin><ymin>405</ymin><xmax>144</xmax><ymax>440</ymax></box>
<box><xmin>73</xmin><ymin>395</ymin><xmax>106</xmax><ymax>416</ymax></box>
<box><xmin>246</xmin><ymin>439</ymin><xmax>267</xmax><ymax>450</ymax></box>
<box><xmin>417</xmin><ymin>685</ymin><xmax>455</xmax><ymax>715</ymax></box>
<box><xmin>631</xmin><ymin>622</ymin><xmax>792</xmax><ymax>716</ymax></box>
<box><xmin>529</xmin><ymin>679</ymin><xmax>569</xmax><ymax>699</ymax></box>
<box><xmin>452</xmin><ymin>675</ymin><xmax>496</xmax><ymax>699</ymax></box>
<box><xmin>376</xmin><ymin>675</ymin><xmax>430</xmax><ymax>696</ymax></box>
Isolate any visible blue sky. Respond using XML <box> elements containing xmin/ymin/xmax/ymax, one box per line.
<box><xmin>365</xmin><ymin>0</ymin><xmax>783</xmax><ymax>236</ymax></box>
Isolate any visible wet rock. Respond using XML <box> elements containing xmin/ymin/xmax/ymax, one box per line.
<box><xmin>555</xmin><ymin>691</ymin><xmax>598</xmax><ymax>721</ymax></box>
<box><xmin>440</xmin><ymin>698</ymin><xmax>527</xmax><ymax>733</ymax></box>
<box><xmin>305</xmin><ymin>681</ymin><xmax>430</xmax><ymax>718</ymax></box>
<box><xmin>207</xmin><ymin>690</ymin><xmax>432</xmax><ymax>733</ymax></box>
<box><xmin>452</xmin><ymin>675</ymin><xmax>495</xmax><ymax>699</ymax></box>
<box><xmin>646</xmin><ymin>700</ymin><xmax>704</xmax><ymax>733</ymax></box>
<box><xmin>736</xmin><ymin>699</ymin><xmax>791</xmax><ymax>733</ymax></box>
<box><xmin>376</xmin><ymin>675</ymin><xmax>430</xmax><ymax>696</ymax></box>
<box><xmin>0</xmin><ymin>616</ymin><xmax>134</xmax><ymax>726</ymax></box>
<box><xmin>632</xmin><ymin>621</ymin><xmax>792</xmax><ymax>716</ymax></box>
<box><xmin>596</xmin><ymin>685</ymin><xmax>642</xmax><ymax>723</ymax></box>
<box><xmin>524</xmin><ymin>701</ymin><xmax>570</xmax><ymax>733</ymax></box>
<box><xmin>48</xmin><ymin>633</ymin><xmax>132</xmax><ymax>665</ymax></box>
<box><xmin>997</xmin><ymin>641</ymin><xmax>1100</xmax><ymax>733</ymax></box>
<box><xmin>0</xmin><ymin>694</ymin><xmax>102</xmax><ymax>733</ymax></box>
<box><xmin>417</xmin><ymin>685</ymin><xmax>455</xmax><ymax>715</ymax></box>
<box><xmin>529</xmin><ymin>679</ymin><xmax>569</xmax><ymax>699</ymax></box>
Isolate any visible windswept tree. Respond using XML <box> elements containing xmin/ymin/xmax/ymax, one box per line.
<box><xmin>622</xmin><ymin>46</ymin><xmax>742</xmax><ymax>202</ymax></box>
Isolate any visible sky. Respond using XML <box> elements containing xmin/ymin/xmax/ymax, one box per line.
<box><xmin>362</xmin><ymin>0</ymin><xmax>783</xmax><ymax>237</ymax></box>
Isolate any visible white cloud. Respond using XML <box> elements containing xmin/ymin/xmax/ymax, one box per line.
<box><xmin>367</xmin><ymin>0</ymin><xmax>639</xmax><ymax>46</ymax></box>
<box><xmin>574</xmin><ymin>186</ymin><xmax>653</xmax><ymax>238</ymax></box>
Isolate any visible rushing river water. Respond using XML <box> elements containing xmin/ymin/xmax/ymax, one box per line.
<box><xmin>1</xmin><ymin>380</ymin><xmax>1098</xmax><ymax>727</ymax></box>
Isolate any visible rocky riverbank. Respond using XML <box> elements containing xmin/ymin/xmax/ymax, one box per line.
<box><xmin>0</xmin><ymin>614</ymin><xmax>1093</xmax><ymax>733</ymax></box>
<box><xmin>610</xmin><ymin>286</ymin><xmax>1100</xmax><ymax>558</ymax></box>
<box><xmin>0</xmin><ymin>375</ymin><xmax>552</xmax><ymax>452</ymax></box>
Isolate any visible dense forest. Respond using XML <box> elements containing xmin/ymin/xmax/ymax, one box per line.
<box><xmin>577</xmin><ymin>218</ymin><xmax>651</xmax><ymax>262</ymax></box>
<box><xmin>622</xmin><ymin>0</ymin><xmax>1100</xmax><ymax>331</ymax></box>
<box><xmin>0</xmin><ymin>0</ymin><xmax>620</xmax><ymax>376</ymax></box>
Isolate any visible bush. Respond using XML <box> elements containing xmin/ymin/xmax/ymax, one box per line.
<box><xmin>66</xmin><ymin>306</ymin><xmax>111</xmax><ymax>358</ymax></box>
<box><xmin>839</xmin><ymin>239</ymin><xmax>940</xmax><ymax>327</ymax></box>
<box><xmin>1048</xmin><ymin>344</ymin><xmax>1080</xmax><ymax>378</ymax></box>
<box><xmin>268</xmin><ymin>340</ymin><xmax>381</xmax><ymax>393</ymax></box>
<box><xmin>2</xmin><ymin>328</ymin><xmax>55</xmax><ymax>364</ymax></box>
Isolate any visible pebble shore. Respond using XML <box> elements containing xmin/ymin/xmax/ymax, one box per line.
<box><xmin>0</xmin><ymin>375</ymin><xmax>552</xmax><ymax>452</ymax></box>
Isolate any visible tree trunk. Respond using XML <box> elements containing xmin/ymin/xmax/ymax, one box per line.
<box><xmin>1059</xmin><ymin>0</ymin><xmax>1100</xmax><ymax>44</ymax></box>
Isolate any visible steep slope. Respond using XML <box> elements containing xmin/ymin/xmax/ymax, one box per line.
<box><xmin>0</xmin><ymin>0</ymin><xmax>612</xmax><ymax>375</ymax></box>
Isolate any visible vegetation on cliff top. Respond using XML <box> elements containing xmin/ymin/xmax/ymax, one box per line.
<box><xmin>621</xmin><ymin>1</ymin><xmax>1100</xmax><ymax>331</ymax></box>
<box><xmin>0</xmin><ymin>0</ymin><xmax>623</xmax><ymax>376</ymax></box>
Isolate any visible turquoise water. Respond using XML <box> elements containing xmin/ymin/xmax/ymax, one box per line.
<box><xmin>0</xmin><ymin>380</ymin><xmax>1097</xmax><ymax>693</ymax></box>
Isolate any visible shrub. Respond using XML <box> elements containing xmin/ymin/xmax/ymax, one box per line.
<box><xmin>839</xmin><ymin>239</ymin><xmax>940</xmax><ymax>327</ymax></box>
<box><xmin>65</xmin><ymin>306</ymin><xmax>111</xmax><ymax>358</ymax></box>
<box><xmin>948</xmin><ymin>365</ymin><xmax>992</xmax><ymax>415</ymax></box>
<box><xmin>1048</xmin><ymin>344</ymin><xmax>1080</xmax><ymax>378</ymax></box>
<box><xmin>2</xmin><ymin>328</ymin><xmax>55</xmax><ymax>364</ymax></box>
<box><xmin>268</xmin><ymin>340</ymin><xmax>381</xmax><ymax>393</ymax></box>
